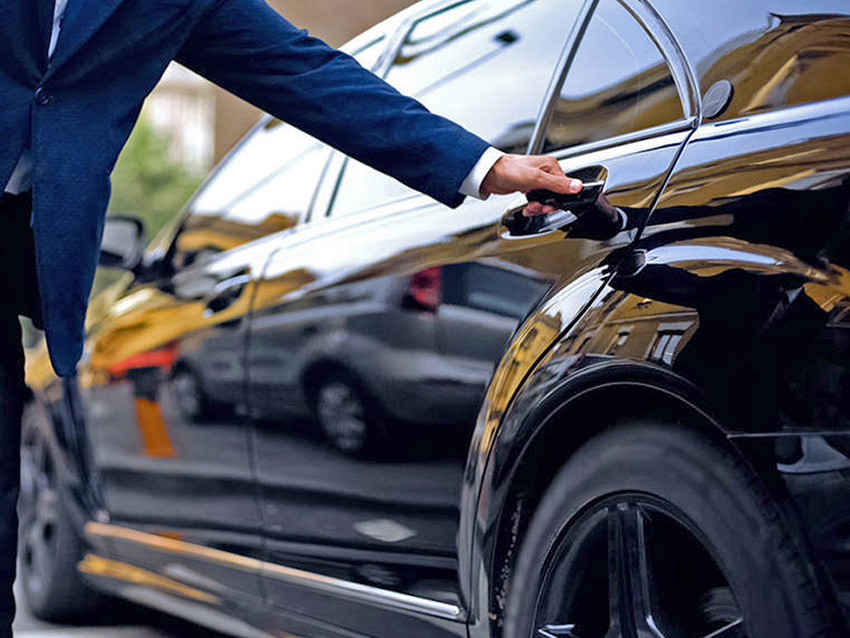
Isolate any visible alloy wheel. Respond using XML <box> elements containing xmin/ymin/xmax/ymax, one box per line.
<box><xmin>19</xmin><ymin>423</ymin><xmax>59</xmax><ymax>602</ymax></box>
<box><xmin>533</xmin><ymin>495</ymin><xmax>746</xmax><ymax>638</ymax></box>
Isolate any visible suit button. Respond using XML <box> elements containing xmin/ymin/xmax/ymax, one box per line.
<box><xmin>34</xmin><ymin>87</ymin><xmax>52</xmax><ymax>106</ymax></box>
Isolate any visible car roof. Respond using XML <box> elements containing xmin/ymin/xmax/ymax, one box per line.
<box><xmin>340</xmin><ymin>0</ymin><xmax>474</xmax><ymax>54</ymax></box>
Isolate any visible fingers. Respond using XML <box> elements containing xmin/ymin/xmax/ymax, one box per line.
<box><xmin>522</xmin><ymin>157</ymin><xmax>581</xmax><ymax>216</ymax></box>
<box><xmin>523</xmin><ymin>201</ymin><xmax>556</xmax><ymax>216</ymax></box>
<box><xmin>478</xmin><ymin>154</ymin><xmax>583</xmax><ymax>200</ymax></box>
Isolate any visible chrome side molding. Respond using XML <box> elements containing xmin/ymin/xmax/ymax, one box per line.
<box><xmin>84</xmin><ymin>522</ymin><xmax>465</xmax><ymax>622</ymax></box>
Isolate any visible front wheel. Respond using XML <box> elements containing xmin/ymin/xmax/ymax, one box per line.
<box><xmin>505</xmin><ymin>422</ymin><xmax>839</xmax><ymax>638</ymax></box>
<box><xmin>18</xmin><ymin>402</ymin><xmax>101</xmax><ymax>622</ymax></box>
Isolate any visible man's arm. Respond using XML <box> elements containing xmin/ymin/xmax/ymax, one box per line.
<box><xmin>176</xmin><ymin>0</ymin><xmax>580</xmax><ymax>210</ymax></box>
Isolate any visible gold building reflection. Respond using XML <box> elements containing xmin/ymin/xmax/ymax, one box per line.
<box><xmin>701</xmin><ymin>14</ymin><xmax>850</xmax><ymax>118</ymax></box>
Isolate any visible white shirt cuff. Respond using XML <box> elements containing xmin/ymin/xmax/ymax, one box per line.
<box><xmin>458</xmin><ymin>147</ymin><xmax>505</xmax><ymax>200</ymax></box>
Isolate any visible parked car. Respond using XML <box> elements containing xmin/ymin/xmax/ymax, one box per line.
<box><xmin>18</xmin><ymin>1</ymin><xmax>850</xmax><ymax>637</ymax></box>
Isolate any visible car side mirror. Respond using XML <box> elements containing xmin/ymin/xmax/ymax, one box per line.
<box><xmin>99</xmin><ymin>215</ymin><xmax>147</xmax><ymax>272</ymax></box>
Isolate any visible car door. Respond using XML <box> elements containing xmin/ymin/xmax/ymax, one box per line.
<box><xmin>76</xmin><ymin>111</ymin><xmax>334</xmax><ymax>608</ymax></box>
<box><xmin>246</xmin><ymin>0</ymin><xmax>697</xmax><ymax>636</ymax></box>
<box><xmin>74</xmin><ymin>25</ymin><xmax>392</xmax><ymax>611</ymax></box>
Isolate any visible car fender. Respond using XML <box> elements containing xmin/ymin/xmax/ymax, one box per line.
<box><xmin>460</xmin><ymin>326</ymin><xmax>724</xmax><ymax>636</ymax></box>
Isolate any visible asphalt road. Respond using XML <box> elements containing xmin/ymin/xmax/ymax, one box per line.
<box><xmin>12</xmin><ymin>578</ymin><xmax>221</xmax><ymax>638</ymax></box>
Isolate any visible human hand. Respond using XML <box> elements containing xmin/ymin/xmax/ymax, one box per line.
<box><xmin>480</xmin><ymin>154</ymin><xmax>583</xmax><ymax>216</ymax></box>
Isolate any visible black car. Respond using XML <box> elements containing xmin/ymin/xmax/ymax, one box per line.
<box><xmin>17</xmin><ymin>0</ymin><xmax>850</xmax><ymax>637</ymax></box>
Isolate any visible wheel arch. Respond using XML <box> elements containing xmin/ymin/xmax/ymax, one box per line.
<box><xmin>463</xmin><ymin>358</ymin><xmax>737</xmax><ymax>637</ymax></box>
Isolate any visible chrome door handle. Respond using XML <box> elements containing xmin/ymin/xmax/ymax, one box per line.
<box><xmin>501</xmin><ymin>205</ymin><xmax>577</xmax><ymax>240</ymax></box>
<box><xmin>501</xmin><ymin>165</ymin><xmax>613</xmax><ymax>239</ymax></box>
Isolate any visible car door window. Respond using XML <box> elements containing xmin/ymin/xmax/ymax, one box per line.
<box><xmin>344</xmin><ymin>34</ymin><xmax>388</xmax><ymax>72</ymax></box>
<box><xmin>543</xmin><ymin>0</ymin><xmax>685</xmax><ymax>152</ymax></box>
<box><xmin>214</xmin><ymin>139</ymin><xmax>329</xmax><ymax>232</ymax></box>
<box><xmin>160</xmin><ymin>37</ymin><xmax>389</xmax><ymax>269</ymax></box>
<box><xmin>331</xmin><ymin>0</ymin><xmax>584</xmax><ymax>218</ymax></box>
<box><xmin>173</xmin><ymin>123</ymin><xmax>330</xmax><ymax>269</ymax></box>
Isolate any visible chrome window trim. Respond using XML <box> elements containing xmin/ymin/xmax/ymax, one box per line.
<box><xmin>622</xmin><ymin>0</ymin><xmax>700</xmax><ymax>120</ymax></box>
<box><xmin>316</xmin><ymin>192</ymin><xmax>437</xmax><ymax>235</ymax></box>
<box><xmin>530</xmin><ymin>0</ymin><xmax>701</xmax><ymax>155</ymax></box>
<box><xmin>528</xmin><ymin>0</ymin><xmax>597</xmax><ymax>154</ymax></box>
<box><xmin>548</xmin><ymin>117</ymin><xmax>696</xmax><ymax>160</ymax></box>
<box><xmin>84</xmin><ymin>522</ymin><xmax>466</xmax><ymax>623</ymax></box>
<box><xmin>322</xmin><ymin>0</ymin><xmax>482</xmax><ymax>221</ymax></box>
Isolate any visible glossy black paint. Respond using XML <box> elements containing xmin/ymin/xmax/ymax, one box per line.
<box><xmin>20</xmin><ymin>0</ymin><xmax>850</xmax><ymax>637</ymax></box>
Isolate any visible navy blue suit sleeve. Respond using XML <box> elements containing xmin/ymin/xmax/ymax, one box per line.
<box><xmin>176</xmin><ymin>0</ymin><xmax>491</xmax><ymax>208</ymax></box>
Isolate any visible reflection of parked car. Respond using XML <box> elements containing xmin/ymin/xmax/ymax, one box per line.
<box><xmin>248</xmin><ymin>260</ymin><xmax>551</xmax><ymax>453</ymax></box>
<box><xmin>17</xmin><ymin>1</ymin><xmax>850</xmax><ymax>638</ymax></box>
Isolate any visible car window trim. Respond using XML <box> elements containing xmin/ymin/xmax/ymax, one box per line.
<box><xmin>315</xmin><ymin>4</ymin><xmax>437</xmax><ymax>223</ymax></box>
<box><xmin>529</xmin><ymin>0</ymin><xmax>700</xmax><ymax>155</ymax></box>
<box><xmin>304</xmin><ymin>32</ymin><xmax>401</xmax><ymax>224</ymax></box>
<box><xmin>547</xmin><ymin>117</ymin><xmax>695</xmax><ymax>161</ymax></box>
<box><xmin>527</xmin><ymin>0</ymin><xmax>596</xmax><ymax>154</ymax></box>
<box><xmin>629</xmin><ymin>0</ymin><xmax>699</xmax><ymax>119</ymax></box>
<box><xmin>324</xmin><ymin>190</ymin><xmax>435</xmax><ymax>231</ymax></box>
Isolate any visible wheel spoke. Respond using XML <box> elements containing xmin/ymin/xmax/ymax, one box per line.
<box><xmin>621</xmin><ymin>503</ymin><xmax>658</xmax><ymax>636</ymax></box>
<box><xmin>605</xmin><ymin>503</ymin><xmax>667</xmax><ymax>638</ymax></box>
<box><xmin>19</xmin><ymin>425</ymin><xmax>60</xmax><ymax>598</ymax></box>
<box><xmin>606</xmin><ymin>505</ymin><xmax>624</xmax><ymax>637</ymax></box>
<box><xmin>20</xmin><ymin>451</ymin><xmax>37</xmax><ymax>500</ymax></box>
<box><xmin>701</xmin><ymin>618</ymin><xmax>745</xmax><ymax>638</ymax></box>
<box><xmin>35</xmin><ymin>433</ymin><xmax>48</xmax><ymax>473</ymax></box>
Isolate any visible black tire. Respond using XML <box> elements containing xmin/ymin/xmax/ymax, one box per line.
<box><xmin>312</xmin><ymin>371</ymin><xmax>387</xmax><ymax>456</ymax></box>
<box><xmin>505</xmin><ymin>421</ymin><xmax>840</xmax><ymax>638</ymax></box>
<box><xmin>18</xmin><ymin>402</ymin><xmax>101</xmax><ymax>622</ymax></box>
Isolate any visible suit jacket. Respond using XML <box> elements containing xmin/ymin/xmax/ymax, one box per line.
<box><xmin>0</xmin><ymin>0</ymin><xmax>490</xmax><ymax>377</ymax></box>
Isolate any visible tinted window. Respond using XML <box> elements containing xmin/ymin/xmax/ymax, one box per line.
<box><xmin>175</xmin><ymin>124</ymin><xmax>329</xmax><ymax>266</ymax></box>
<box><xmin>189</xmin><ymin>118</ymin><xmax>298</xmax><ymax>220</ymax></box>
<box><xmin>543</xmin><ymin>0</ymin><xmax>684</xmax><ymax>152</ymax></box>
<box><xmin>166</xmin><ymin>37</ymin><xmax>387</xmax><ymax>266</ymax></box>
<box><xmin>653</xmin><ymin>0</ymin><xmax>850</xmax><ymax>119</ymax></box>
<box><xmin>389</xmin><ymin>0</ymin><xmax>582</xmax><ymax>149</ymax></box>
<box><xmin>214</xmin><ymin>141</ymin><xmax>328</xmax><ymax>230</ymax></box>
<box><xmin>332</xmin><ymin>0</ymin><xmax>584</xmax><ymax>218</ymax></box>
